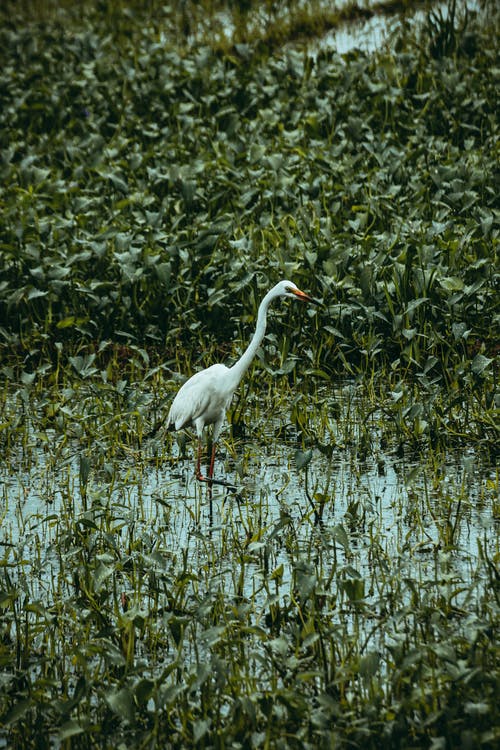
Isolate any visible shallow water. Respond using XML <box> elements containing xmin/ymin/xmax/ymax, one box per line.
<box><xmin>323</xmin><ymin>0</ymin><xmax>482</xmax><ymax>55</ymax></box>
<box><xmin>1</xmin><ymin>391</ymin><xmax>496</xmax><ymax>622</ymax></box>
<box><xmin>197</xmin><ymin>0</ymin><xmax>480</xmax><ymax>57</ymax></box>
<box><xmin>0</xmin><ymin>379</ymin><xmax>497</xmax><ymax>702</ymax></box>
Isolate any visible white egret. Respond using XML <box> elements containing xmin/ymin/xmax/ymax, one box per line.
<box><xmin>166</xmin><ymin>280</ymin><xmax>317</xmax><ymax>482</ymax></box>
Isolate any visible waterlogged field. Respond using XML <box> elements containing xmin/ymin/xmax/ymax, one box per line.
<box><xmin>0</xmin><ymin>0</ymin><xmax>499</xmax><ymax>747</ymax></box>
<box><xmin>0</xmin><ymin>374</ymin><xmax>498</xmax><ymax>748</ymax></box>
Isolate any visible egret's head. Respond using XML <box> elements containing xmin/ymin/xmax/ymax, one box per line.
<box><xmin>277</xmin><ymin>280</ymin><xmax>317</xmax><ymax>304</ymax></box>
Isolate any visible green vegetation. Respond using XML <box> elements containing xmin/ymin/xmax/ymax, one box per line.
<box><xmin>0</xmin><ymin>0</ymin><xmax>498</xmax><ymax>748</ymax></box>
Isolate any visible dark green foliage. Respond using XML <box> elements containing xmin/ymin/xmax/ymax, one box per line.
<box><xmin>0</xmin><ymin>0</ymin><xmax>497</xmax><ymax>369</ymax></box>
<box><xmin>0</xmin><ymin>2</ymin><xmax>499</xmax><ymax>748</ymax></box>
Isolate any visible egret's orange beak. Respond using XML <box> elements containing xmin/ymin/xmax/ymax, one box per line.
<box><xmin>289</xmin><ymin>287</ymin><xmax>319</xmax><ymax>305</ymax></box>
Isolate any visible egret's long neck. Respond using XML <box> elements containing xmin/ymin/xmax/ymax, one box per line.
<box><xmin>227</xmin><ymin>290</ymin><xmax>274</xmax><ymax>390</ymax></box>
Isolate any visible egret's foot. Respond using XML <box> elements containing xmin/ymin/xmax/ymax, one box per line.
<box><xmin>196</xmin><ymin>471</ymin><xmax>237</xmax><ymax>491</ymax></box>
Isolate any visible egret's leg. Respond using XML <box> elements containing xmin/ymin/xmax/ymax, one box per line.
<box><xmin>208</xmin><ymin>441</ymin><xmax>217</xmax><ymax>479</ymax></box>
<box><xmin>196</xmin><ymin>438</ymin><xmax>213</xmax><ymax>483</ymax></box>
<box><xmin>195</xmin><ymin>422</ymin><xmax>234</xmax><ymax>488</ymax></box>
<box><xmin>195</xmin><ymin>439</ymin><xmax>204</xmax><ymax>481</ymax></box>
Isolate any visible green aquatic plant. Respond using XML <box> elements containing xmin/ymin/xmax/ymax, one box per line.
<box><xmin>0</xmin><ymin>0</ymin><xmax>498</xmax><ymax>747</ymax></box>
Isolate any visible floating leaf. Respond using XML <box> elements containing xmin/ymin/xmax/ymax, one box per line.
<box><xmin>295</xmin><ymin>449</ymin><xmax>313</xmax><ymax>471</ymax></box>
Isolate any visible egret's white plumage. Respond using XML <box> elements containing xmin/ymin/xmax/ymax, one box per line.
<box><xmin>166</xmin><ymin>280</ymin><xmax>316</xmax><ymax>482</ymax></box>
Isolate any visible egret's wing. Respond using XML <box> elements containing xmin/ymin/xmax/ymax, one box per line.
<box><xmin>167</xmin><ymin>364</ymin><xmax>230</xmax><ymax>431</ymax></box>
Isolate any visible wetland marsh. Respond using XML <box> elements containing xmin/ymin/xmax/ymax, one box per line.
<box><xmin>0</xmin><ymin>0</ymin><xmax>498</xmax><ymax>747</ymax></box>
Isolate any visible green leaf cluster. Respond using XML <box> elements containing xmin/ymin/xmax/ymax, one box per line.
<box><xmin>0</xmin><ymin>0</ymin><xmax>497</xmax><ymax>380</ymax></box>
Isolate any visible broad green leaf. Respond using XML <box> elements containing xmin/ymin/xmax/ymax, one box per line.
<box><xmin>58</xmin><ymin>721</ymin><xmax>85</xmax><ymax>740</ymax></box>
<box><xmin>105</xmin><ymin>687</ymin><xmax>134</xmax><ymax>721</ymax></box>
<box><xmin>471</xmin><ymin>354</ymin><xmax>493</xmax><ymax>374</ymax></box>
<box><xmin>295</xmin><ymin>449</ymin><xmax>313</xmax><ymax>471</ymax></box>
